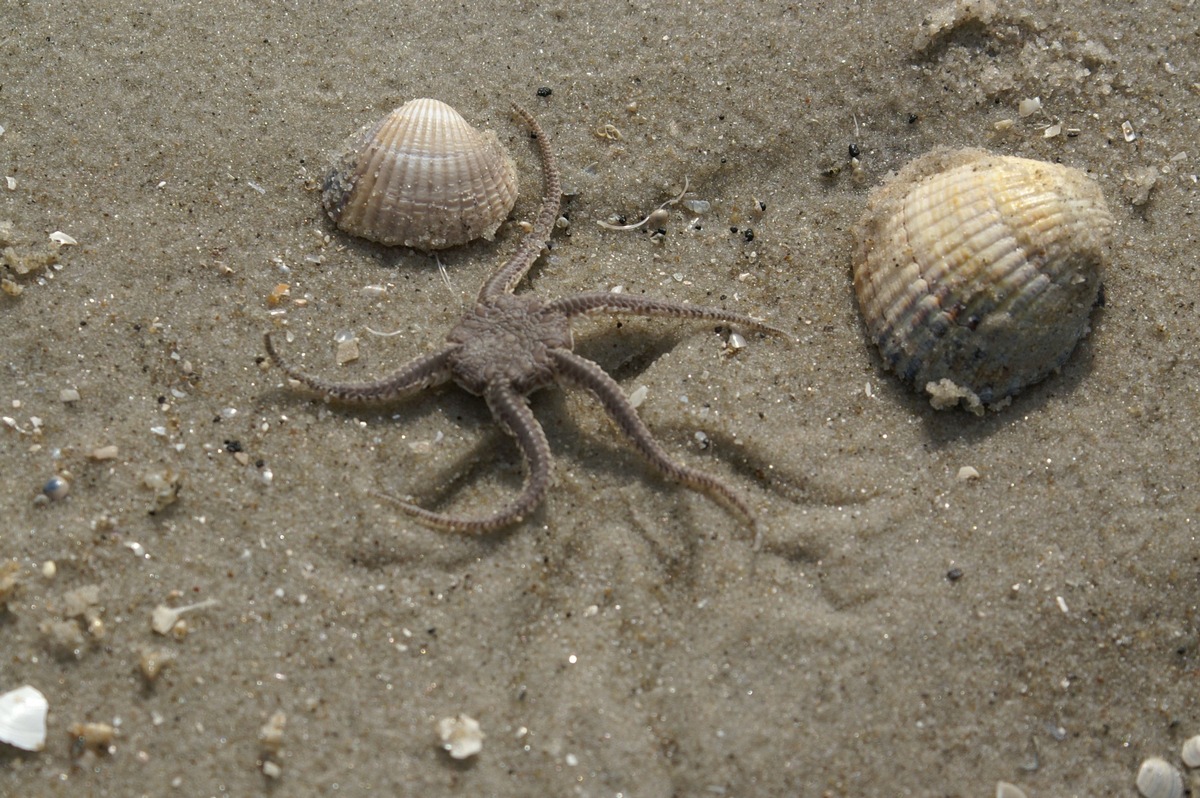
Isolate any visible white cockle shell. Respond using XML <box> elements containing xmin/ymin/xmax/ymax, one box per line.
<box><xmin>0</xmin><ymin>685</ymin><xmax>49</xmax><ymax>752</ymax></box>
<box><xmin>852</xmin><ymin>148</ymin><xmax>1113</xmax><ymax>414</ymax></box>
<box><xmin>1136</xmin><ymin>756</ymin><xmax>1184</xmax><ymax>798</ymax></box>
<box><xmin>322</xmin><ymin>98</ymin><xmax>519</xmax><ymax>250</ymax></box>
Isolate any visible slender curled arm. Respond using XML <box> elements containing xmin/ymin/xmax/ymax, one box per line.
<box><xmin>390</xmin><ymin>382</ymin><xmax>554</xmax><ymax>533</ymax></box>
<box><xmin>544</xmin><ymin>292</ymin><xmax>792</xmax><ymax>339</ymax></box>
<box><xmin>264</xmin><ymin>332</ymin><xmax>455</xmax><ymax>403</ymax></box>
<box><xmin>547</xmin><ymin>347</ymin><xmax>758</xmax><ymax>532</ymax></box>
<box><xmin>477</xmin><ymin>104</ymin><xmax>563</xmax><ymax>301</ymax></box>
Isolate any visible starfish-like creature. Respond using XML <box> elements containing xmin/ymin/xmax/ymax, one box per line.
<box><xmin>265</xmin><ymin>105</ymin><xmax>786</xmax><ymax>535</ymax></box>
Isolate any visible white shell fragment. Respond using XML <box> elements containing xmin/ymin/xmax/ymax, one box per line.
<box><xmin>995</xmin><ymin>782</ymin><xmax>1028</xmax><ymax>798</ymax></box>
<box><xmin>436</xmin><ymin>714</ymin><xmax>484</xmax><ymax>759</ymax></box>
<box><xmin>1136</xmin><ymin>756</ymin><xmax>1183</xmax><ymax>798</ymax></box>
<box><xmin>0</xmin><ymin>685</ymin><xmax>50</xmax><ymax>752</ymax></box>
<box><xmin>852</xmin><ymin>148</ymin><xmax>1113</xmax><ymax>414</ymax></box>
<box><xmin>151</xmin><ymin>597</ymin><xmax>219</xmax><ymax>635</ymax></box>
<box><xmin>49</xmin><ymin>230</ymin><xmax>77</xmax><ymax>246</ymax></box>
<box><xmin>323</xmin><ymin>98</ymin><xmax>518</xmax><ymax>250</ymax></box>
<box><xmin>1182</xmin><ymin>735</ymin><xmax>1200</xmax><ymax>768</ymax></box>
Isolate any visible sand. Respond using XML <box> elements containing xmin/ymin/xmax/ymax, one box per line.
<box><xmin>2</xmin><ymin>1</ymin><xmax>1197</xmax><ymax>795</ymax></box>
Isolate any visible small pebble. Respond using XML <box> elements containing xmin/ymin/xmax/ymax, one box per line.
<box><xmin>59</xmin><ymin>388</ymin><xmax>81</xmax><ymax>403</ymax></box>
<box><xmin>43</xmin><ymin>475</ymin><xmax>70</xmax><ymax>500</ymax></box>
<box><xmin>89</xmin><ymin>445</ymin><xmax>119</xmax><ymax>461</ymax></box>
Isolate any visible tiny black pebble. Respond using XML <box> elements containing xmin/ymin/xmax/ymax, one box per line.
<box><xmin>946</xmin><ymin>568</ymin><xmax>964</xmax><ymax>582</ymax></box>
<box><xmin>742</xmin><ymin>228</ymin><xmax>754</xmax><ymax>242</ymax></box>
<box><xmin>255</xmin><ymin>459</ymin><xmax>265</xmax><ymax>468</ymax></box>
<box><xmin>908</xmin><ymin>113</ymin><xmax>919</xmax><ymax>124</ymax></box>
<box><xmin>224</xmin><ymin>439</ymin><xmax>243</xmax><ymax>453</ymax></box>
<box><xmin>536</xmin><ymin>86</ymin><xmax>552</xmax><ymax>97</ymax></box>
<box><xmin>849</xmin><ymin>143</ymin><xmax>861</xmax><ymax>159</ymax></box>
<box><xmin>729</xmin><ymin>226</ymin><xmax>739</xmax><ymax>234</ymax></box>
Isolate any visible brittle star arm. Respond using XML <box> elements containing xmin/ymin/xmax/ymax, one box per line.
<box><xmin>477</xmin><ymin>104</ymin><xmax>563</xmax><ymax>302</ymax></box>
<box><xmin>544</xmin><ymin>292</ymin><xmax>791</xmax><ymax>339</ymax></box>
<box><xmin>547</xmin><ymin>347</ymin><xmax>757</xmax><ymax>530</ymax></box>
<box><xmin>392</xmin><ymin>382</ymin><xmax>554</xmax><ymax>533</ymax></box>
<box><xmin>264</xmin><ymin>333</ymin><xmax>455</xmax><ymax>402</ymax></box>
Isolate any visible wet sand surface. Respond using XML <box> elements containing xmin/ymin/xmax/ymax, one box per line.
<box><xmin>2</xmin><ymin>2</ymin><xmax>1197</xmax><ymax>795</ymax></box>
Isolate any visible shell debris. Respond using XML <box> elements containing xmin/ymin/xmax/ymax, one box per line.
<box><xmin>0</xmin><ymin>559</ymin><xmax>21</xmax><ymax>608</ymax></box>
<box><xmin>151</xmin><ymin>597</ymin><xmax>219</xmax><ymax>635</ymax></box>
<box><xmin>436</xmin><ymin>714</ymin><xmax>484</xmax><ymax>760</ymax></box>
<box><xmin>852</xmin><ymin>148</ymin><xmax>1113</xmax><ymax>414</ymax></box>
<box><xmin>0</xmin><ymin>685</ymin><xmax>49</xmax><ymax>752</ymax></box>
<box><xmin>68</xmin><ymin>720</ymin><xmax>117</xmax><ymax>755</ymax></box>
<box><xmin>322</xmin><ymin>98</ymin><xmax>518</xmax><ymax>250</ymax></box>
<box><xmin>995</xmin><ymin>782</ymin><xmax>1028</xmax><ymax>798</ymax></box>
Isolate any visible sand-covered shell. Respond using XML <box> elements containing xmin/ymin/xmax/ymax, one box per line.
<box><xmin>852</xmin><ymin>148</ymin><xmax>1112</xmax><ymax>413</ymax></box>
<box><xmin>322</xmin><ymin>98</ymin><xmax>519</xmax><ymax>250</ymax></box>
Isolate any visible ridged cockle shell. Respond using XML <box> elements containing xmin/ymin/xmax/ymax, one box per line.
<box><xmin>852</xmin><ymin>148</ymin><xmax>1113</xmax><ymax>413</ymax></box>
<box><xmin>322</xmin><ymin>98</ymin><xmax>519</xmax><ymax>250</ymax></box>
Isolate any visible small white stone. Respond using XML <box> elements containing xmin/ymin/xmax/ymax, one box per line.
<box><xmin>436</xmin><ymin>715</ymin><xmax>483</xmax><ymax>760</ymax></box>
<box><xmin>956</xmin><ymin>466</ymin><xmax>981</xmax><ymax>481</ymax></box>
<box><xmin>59</xmin><ymin>388</ymin><xmax>81</xmax><ymax>403</ymax></box>
<box><xmin>89</xmin><ymin>445</ymin><xmax>119</xmax><ymax>461</ymax></box>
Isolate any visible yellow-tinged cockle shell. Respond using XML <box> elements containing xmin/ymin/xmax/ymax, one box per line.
<box><xmin>322</xmin><ymin>98</ymin><xmax>519</xmax><ymax>250</ymax></box>
<box><xmin>852</xmin><ymin>148</ymin><xmax>1113</xmax><ymax>414</ymax></box>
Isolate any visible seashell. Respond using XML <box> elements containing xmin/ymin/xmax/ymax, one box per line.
<box><xmin>322</xmin><ymin>98</ymin><xmax>519</xmax><ymax>250</ymax></box>
<box><xmin>852</xmin><ymin>148</ymin><xmax>1112</xmax><ymax>414</ymax></box>
<box><xmin>0</xmin><ymin>684</ymin><xmax>49</xmax><ymax>752</ymax></box>
<box><xmin>1136</xmin><ymin>756</ymin><xmax>1184</xmax><ymax>798</ymax></box>
<box><xmin>1182</xmin><ymin>735</ymin><xmax>1200</xmax><ymax>768</ymax></box>
<box><xmin>995</xmin><ymin>782</ymin><xmax>1028</xmax><ymax>798</ymax></box>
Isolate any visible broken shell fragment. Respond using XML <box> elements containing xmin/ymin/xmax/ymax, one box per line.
<box><xmin>322</xmin><ymin>98</ymin><xmax>519</xmax><ymax>250</ymax></box>
<box><xmin>436</xmin><ymin>714</ymin><xmax>484</xmax><ymax>759</ymax></box>
<box><xmin>1136</xmin><ymin>756</ymin><xmax>1183</xmax><ymax>798</ymax></box>
<box><xmin>0</xmin><ymin>685</ymin><xmax>49</xmax><ymax>751</ymax></box>
<box><xmin>852</xmin><ymin>148</ymin><xmax>1112</xmax><ymax>413</ymax></box>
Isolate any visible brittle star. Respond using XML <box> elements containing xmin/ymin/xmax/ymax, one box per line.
<box><xmin>265</xmin><ymin>104</ymin><xmax>787</xmax><ymax>539</ymax></box>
